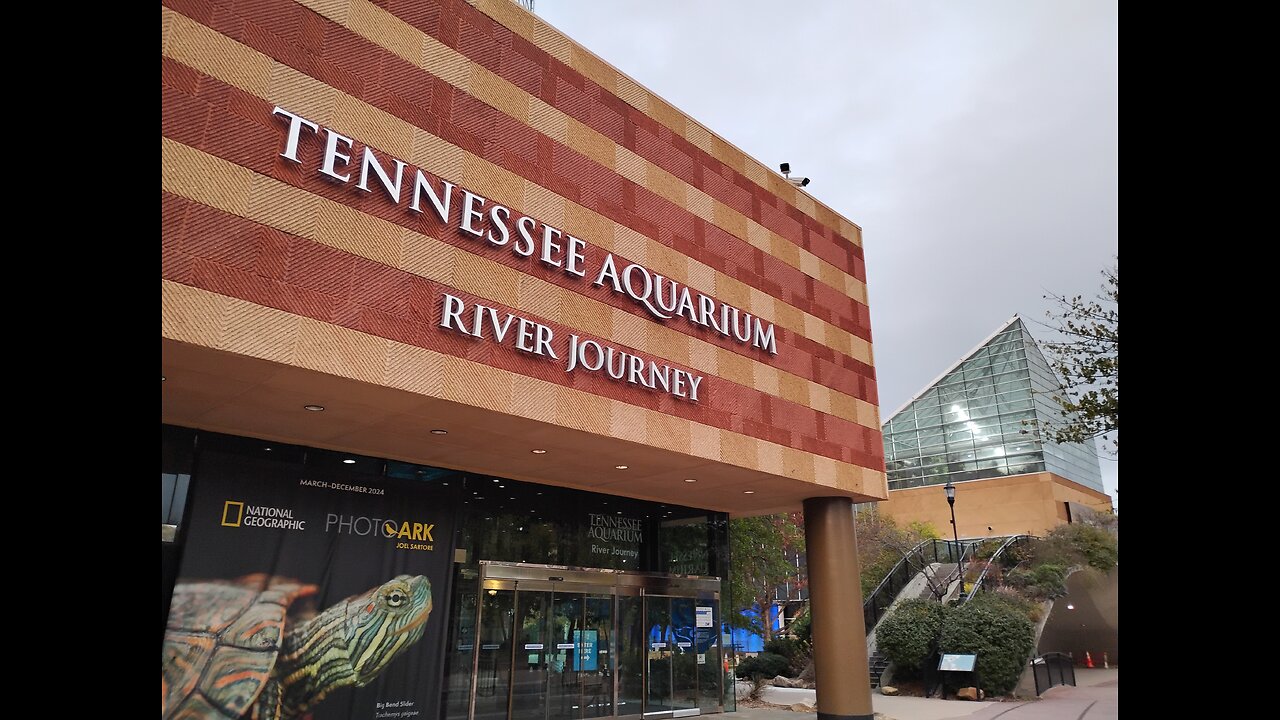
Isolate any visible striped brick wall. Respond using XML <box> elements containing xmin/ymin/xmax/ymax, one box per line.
<box><xmin>161</xmin><ymin>0</ymin><xmax>887</xmax><ymax>495</ymax></box>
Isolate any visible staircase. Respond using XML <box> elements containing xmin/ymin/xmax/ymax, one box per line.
<box><xmin>868</xmin><ymin>651</ymin><xmax>890</xmax><ymax>688</ymax></box>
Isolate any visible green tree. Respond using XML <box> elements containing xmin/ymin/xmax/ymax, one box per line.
<box><xmin>1041</xmin><ymin>263</ymin><xmax>1118</xmax><ymax>453</ymax></box>
<box><xmin>855</xmin><ymin>508</ymin><xmax>944</xmax><ymax>599</ymax></box>
<box><xmin>728</xmin><ymin>513</ymin><xmax>804</xmax><ymax>640</ymax></box>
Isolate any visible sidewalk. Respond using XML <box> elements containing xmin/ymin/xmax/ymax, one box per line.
<box><xmin>730</xmin><ymin>669</ymin><xmax>1117</xmax><ymax>720</ymax></box>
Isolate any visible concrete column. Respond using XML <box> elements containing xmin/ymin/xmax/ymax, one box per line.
<box><xmin>803</xmin><ymin>496</ymin><xmax>873</xmax><ymax>720</ymax></box>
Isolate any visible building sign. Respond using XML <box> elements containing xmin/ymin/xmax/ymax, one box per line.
<box><xmin>161</xmin><ymin>451</ymin><xmax>456</xmax><ymax>720</ymax></box>
<box><xmin>439</xmin><ymin>293</ymin><xmax>703</xmax><ymax>401</ymax></box>
<box><xmin>587</xmin><ymin>512</ymin><xmax>643</xmax><ymax>565</ymax></box>
<box><xmin>572</xmin><ymin>630</ymin><xmax>599</xmax><ymax>672</ymax></box>
<box><xmin>269</xmin><ymin>105</ymin><xmax>785</xmax><ymax>403</ymax></box>
<box><xmin>696</xmin><ymin>606</ymin><xmax>714</xmax><ymax>628</ymax></box>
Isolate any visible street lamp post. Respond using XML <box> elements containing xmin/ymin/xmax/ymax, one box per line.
<box><xmin>944</xmin><ymin>481</ymin><xmax>965</xmax><ymax>600</ymax></box>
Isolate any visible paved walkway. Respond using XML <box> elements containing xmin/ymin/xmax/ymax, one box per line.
<box><xmin>730</xmin><ymin>669</ymin><xmax>1117</xmax><ymax>720</ymax></box>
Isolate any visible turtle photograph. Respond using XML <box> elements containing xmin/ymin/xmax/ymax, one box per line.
<box><xmin>162</xmin><ymin>573</ymin><xmax>434</xmax><ymax>719</ymax></box>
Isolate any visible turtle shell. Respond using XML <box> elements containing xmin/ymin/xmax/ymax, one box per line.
<box><xmin>162</xmin><ymin>573</ymin><xmax>318</xmax><ymax>719</ymax></box>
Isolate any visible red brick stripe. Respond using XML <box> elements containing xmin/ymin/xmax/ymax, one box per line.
<box><xmin>437</xmin><ymin>0</ymin><xmax>866</xmax><ymax>270</ymax></box>
<box><xmin>161</xmin><ymin>57</ymin><xmax>878</xmax><ymax>404</ymax></box>
<box><xmin>160</xmin><ymin>0</ymin><xmax>872</xmax><ymax>341</ymax></box>
<box><xmin>163</xmin><ymin>190</ymin><xmax>884</xmax><ymax>469</ymax></box>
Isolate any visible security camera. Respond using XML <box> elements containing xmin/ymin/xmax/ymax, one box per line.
<box><xmin>779</xmin><ymin>163</ymin><xmax>809</xmax><ymax>187</ymax></box>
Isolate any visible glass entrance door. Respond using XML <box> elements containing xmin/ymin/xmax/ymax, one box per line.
<box><xmin>475</xmin><ymin>585</ymin><xmax>616</xmax><ymax>720</ymax></box>
<box><xmin>465</xmin><ymin>565</ymin><xmax>722</xmax><ymax>720</ymax></box>
<box><xmin>643</xmin><ymin>596</ymin><xmax>705</xmax><ymax>717</ymax></box>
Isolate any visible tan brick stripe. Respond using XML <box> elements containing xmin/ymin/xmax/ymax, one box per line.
<box><xmin>163</xmin><ymin>279</ymin><xmax>883</xmax><ymax>493</ymax></box>
<box><xmin>161</xmin><ymin>136</ymin><xmax>881</xmax><ymax>431</ymax></box>
<box><xmin>160</xmin><ymin>6</ymin><xmax>873</xmax><ymax>369</ymax></box>
<box><xmin>162</xmin><ymin>60</ymin><xmax>876</xmax><ymax>408</ymax></box>
<box><xmin>286</xmin><ymin>0</ymin><xmax>869</xmax><ymax>307</ymax></box>
<box><xmin>469</xmin><ymin>0</ymin><xmax>864</xmax><ymax>248</ymax></box>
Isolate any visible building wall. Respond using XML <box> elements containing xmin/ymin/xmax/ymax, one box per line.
<box><xmin>874</xmin><ymin>472</ymin><xmax>1112</xmax><ymax>538</ymax></box>
<box><xmin>160</xmin><ymin>0</ymin><xmax>885</xmax><ymax>512</ymax></box>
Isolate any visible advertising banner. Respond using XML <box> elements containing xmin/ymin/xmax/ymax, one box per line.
<box><xmin>161</xmin><ymin>449</ymin><xmax>456</xmax><ymax>720</ymax></box>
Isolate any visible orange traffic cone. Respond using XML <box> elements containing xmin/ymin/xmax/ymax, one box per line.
<box><xmin>1084</xmin><ymin>651</ymin><xmax>1094</xmax><ymax>668</ymax></box>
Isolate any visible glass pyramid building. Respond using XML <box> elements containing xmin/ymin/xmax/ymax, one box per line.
<box><xmin>882</xmin><ymin>316</ymin><xmax>1103</xmax><ymax>493</ymax></box>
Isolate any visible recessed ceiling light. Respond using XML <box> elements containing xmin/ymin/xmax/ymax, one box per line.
<box><xmin>342</xmin><ymin>459</ymin><xmax>355</xmax><ymax>464</ymax></box>
<box><xmin>263</xmin><ymin>447</ymin><xmax>272</xmax><ymax>452</ymax></box>
<box><xmin>684</xmin><ymin>478</ymin><xmax>697</xmax><ymax>483</ymax></box>
<box><xmin>615</xmin><ymin>465</ymin><xmax>628</xmax><ymax>470</ymax></box>
<box><xmin>744</xmin><ymin>490</ymin><xmax>755</xmax><ymax>494</ymax></box>
<box><xmin>531</xmin><ymin>449</ymin><xmax>547</xmax><ymax>454</ymax></box>
<box><xmin>430</xmin><ymin>429</ymin><xmax>448</xmax><ymax>435</ymax></box>
<box><xmin>304</xmin><ymin>404</ymin><xmax>325</xmax><ymax>412</ymax></box>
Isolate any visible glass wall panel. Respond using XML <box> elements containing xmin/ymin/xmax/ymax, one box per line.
<box><xmin>616</xmin><ymin>595</ymin><xmax>644</xmax><ymax>717</ymax></box>
<box><xmin>474</xmin><ymin>589</ymin><xmax>515</xmax><ymax>720</ymax></box>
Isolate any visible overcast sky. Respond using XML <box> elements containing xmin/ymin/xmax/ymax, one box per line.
<box><xmin>536</xmin><ymin>0</ymin><xmax>1119</xmax><ymax>505</ymax></box>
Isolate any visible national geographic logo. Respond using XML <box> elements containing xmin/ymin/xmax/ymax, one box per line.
<box><xmin>221</xmin><ymin>500</ymin><xmax>307</xmax><ymax>530</ymax></box>
<box><xmin>325</xmin><ymin>514</ymin><xmax>436</xmax><ymax>552</ymax></box>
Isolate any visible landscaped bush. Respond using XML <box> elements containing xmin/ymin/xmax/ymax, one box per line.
<box><xmin>975</xmin><ymin>538</ymin><xmax>1006</xmax><ymax>559</ymax></box>
<box><xmin>763</xmin><ymin>637</ymin><xmax>808</xmax><ymax>675</ymax></box>
<box><xmin>1033</xmin><ymin>524</ymin><xmax>1118</xmax><ymax>573</ymax></box>
<box><xmin>1006</xmin><ymin>563</ymin><xmax>1068</xmax><ymax>600</ymax></box>
<box><xmin>968</xmin><ymin>587</ymin><xmax>1042</xmax><ymax>622</ymax></box>
<box><xmin>999</xmin><ymin>541</ymin><xmax>1031</xmax><ymax>569</ymax></box>
<box><xmin>964</xmin><ymin>559</ymin><xmax>1004</xmax><ymax>585</ymax></box>
<box><xmin>763</xmin><ymin>637</ymin><xmax>803</xmax><ymax>661</ymax></box>
<box><xmin>735</xmin><ymin>651</ymin><xmax>792</xmax><ymax>679</ymax></box>
<box><xmin>876</xmin><ymin>599</ymin><xmax>952</xmax><ymax>677</ymax></box>
<box><xmin>939</xmin><ymin>601</ymin><xmax>1035</xmax><ymax>696</ymax></box>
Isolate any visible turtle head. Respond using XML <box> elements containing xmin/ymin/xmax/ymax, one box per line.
<box><xmin>346</xmin><ymin>575</ymin><xmax>433</xmax><ymax>686</ymax></box>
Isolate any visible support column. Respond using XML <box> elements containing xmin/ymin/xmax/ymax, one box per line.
<box><xmin>803</xmin><ymin>496</ymin><xmax>873</xmax><ymax>720</ymax></box>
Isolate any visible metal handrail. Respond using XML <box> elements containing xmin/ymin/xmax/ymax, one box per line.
<box><xmin>960</xmin><ymin>534</ymin><xmax>1037</xmax><ymax>604</ymax></box>
<box><xmin>1031</xmin><ymin>651</ymin><xmax>1076</xmax><ymax>695</ymax></box>
<box><xmin>863</xmin><ymin>537</ymin><xmax>936</xmax><ymax>605</ymax></box>
<box><xmin>862</xmin><ymin>538</ymin><xmax>982</xmax><ymax>634</ymax></box>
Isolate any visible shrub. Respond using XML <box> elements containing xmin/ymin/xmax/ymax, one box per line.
<box><xmin>876</xmin><ymin>599</ymin><xmax>952</xmax><ymax>676</ymax></box>
<box><xmin>1006</xmin><ymin>563</ymin><xmax>1068</xmax><ymax>600</ymax></box>
<box><xmin>763</xmin><ymin>637</ymin><xmax>808</xmax><ymax>675</ymax></box>
<box><xmin>1033</xmin><ymin>524</ymin><xmax>1118</xmax><ymax>573</ymax></box>
<box><xmin>939</xmin><ymin>601</ymin><xmax>1035</xmax><ymax>696</ymax></box>
<box><xmin>975</xmin><ymin>538</ymin><xmax>1005</xmax><ymax>559</ymax></box>
<box><xmin>764</xmin><ymin>637</ymin><xmax>803</xmax><ymax>661</ymax></box>
<box><xmin>999</xmin><ymin>541</ymin><xmax>1032</xmax><ymax>569</ymax></box>
<box><xmin>964</xmin><ymin>559</ymin><xmax>1004</xmax><ymax>585</ymax></box>
<box><xmin>968</xmin><ymin>587</ymin><xmax>1042</xmax><ymax>623</ymax></box>
<box><xmin>735</xmin><ymin>652</ymin><xmax>791</xmax><ymax>679</ymax></box>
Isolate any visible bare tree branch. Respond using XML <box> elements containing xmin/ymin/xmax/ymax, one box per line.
<box><xmin>1033</xmin><ymin>262</ymin><xmax>1118</xmax><ymax>454</ymax></box>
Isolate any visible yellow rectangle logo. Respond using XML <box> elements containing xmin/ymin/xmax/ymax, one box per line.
<box><xmin>221</xmin><ymin>501</ymin><xmax>244</xmax><ymax>527</ymax></box>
